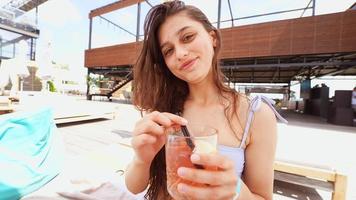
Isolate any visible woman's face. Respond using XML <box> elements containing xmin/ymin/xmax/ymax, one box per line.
<box><xmin>158</xmin><ymin>12</ymin><xmax>216</xmax><ymax>84</ymax></box>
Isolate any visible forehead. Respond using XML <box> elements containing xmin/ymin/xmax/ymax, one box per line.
<box><xmin>158</xmin><ymin>12</ymin><xmax>204</xmax><ymax>44</ymax></box>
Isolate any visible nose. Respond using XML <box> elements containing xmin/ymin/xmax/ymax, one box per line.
<box><xmin>175</xmin><ymin>45</ymin><xmax>188</xmax><ymax>61</ymax></box>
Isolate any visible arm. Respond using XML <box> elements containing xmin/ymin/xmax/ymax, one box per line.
<box><xmin>239</xmin><ymin>102</ymin><xmax>277</xmax><ymax>200</ymax></box>
<box><xmin>125</xmin><ymin>111</ymin><xmax>188</xmax><ymax>194</ymax></box>
<box><xmin>125</xmin><ymin>157</ymin><xmax>151</xmax><ymax>194</ymax></box>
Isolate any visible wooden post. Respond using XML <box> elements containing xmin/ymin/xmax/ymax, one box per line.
<box><xmin>332</xmin><ymin>173</ymin><xmax>347</xmax><ymax>200</ymax></box>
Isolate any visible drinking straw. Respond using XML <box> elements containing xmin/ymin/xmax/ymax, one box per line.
<box><xmin>181</xmin><ymin>125</ymin><xmax>204</xmax><ymax>169</ymax></box>
<box><xmin>181</xmin><ymin>125</ymin><xmax>195</xmax><ymax>149</ymax></box>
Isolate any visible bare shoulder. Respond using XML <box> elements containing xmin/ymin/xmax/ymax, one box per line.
<box><xmin>234</xmin><ymin>94</ymin><xmax>277</xmax><ymax>146</ymax></box>
<box><xmin>255</xmin><ymin>102</ymin><xmax>277</xmax><ymax>123</ymax></box>
<box><xmin>250</xmin><ymin>101</ymin><xmax>277</xmax><ymax>141</ymax></box>
<box><xmin>236</xmin><ymin>94</ymin><xmax>275</xmax><ymax>121</ymax></box>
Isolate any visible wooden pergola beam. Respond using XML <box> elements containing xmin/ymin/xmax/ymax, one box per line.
<box><xmin>89</xmin><ymin>0</ymin><xmax>145</xmax><ymax>18</ymax></box>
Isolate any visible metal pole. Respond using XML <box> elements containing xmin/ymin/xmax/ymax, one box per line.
<box><xmin>34</xmin><ymin>38</ymin><xmax>37</xmax><ymax>60</ymax></box>
<box><xmin>217</xmin><ymin>0</ymin><xmax>221</xmax><ymax>29</ymax></box>
<box><xmin>251</xmin><ymin>68</ymin><xmax>254</xmax><ymax>83</ymax></box>
<box><xmin>227</xmin><ymin>0</ymin><xmax>234</xmax><ymax>27</ymax></box>
<box><xmin>30</xmin><ymin>38</ymin><xmax>34</xmax><ymax>60</ymax></box>
<box><xmin>87</xmin><ymin>18</ymin><xmax>93</xmax><ymax>100</ymax></box>
<box><xmin>99</xmin><ymin>16</ymin><xmax>136</xmax><ymax>37</ymax></box>
<box><xmin>288</xmin><ymin>83</ymin><xmax>291</xmax><ymax>100</ymax></box>
<box><xmin>136</xmin><ymin>2</ymin><xmax>141</xmax><ymax>42</ymax></box>
<box><xmin>300</xmin><ymin>0</ymin><xmax>309</xmax><ymax>17</ymax></box>
<box><xmin>36</xmin><ymin>0</ymin><xmax>39</xmax><ymax>26</ymax></box>
<box><xmin>86</xmin><ymin>69</ymin><xmax>91</xmax><ymax>100</ymax></box>
<box><xmin>312</xmin><ymin>0</ymin><xmax>316</xmax><ymax>16</ymax></box>
<box><xmin>145</xmin><ymin>0</ymin><xmax>153</xmax><ymax>7</ymax></box>
<box><xmin>229</xmin><ymin>68</ymin><xmax>232</xmax><ymax>87</ymax></box>
<box><xmin>225</xmin><ymin>7</ymin><xmax>313</xmax><ymax>23</ymax></box>
<box><xmin>88</xmin><ymin>18</ymin><xmax>92</xmax><ymax>49</ymax></box>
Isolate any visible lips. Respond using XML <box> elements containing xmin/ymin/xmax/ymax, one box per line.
<box><xmin>180</xmin><ymin>58</ymin><xmax>197</xmax><ymax>70</ymax></box>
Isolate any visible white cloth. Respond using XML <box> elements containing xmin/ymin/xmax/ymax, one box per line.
<box><xmin>57</xmin><ymin>175</ymin><xmax>145</xmax><ymax>200</ymax></box>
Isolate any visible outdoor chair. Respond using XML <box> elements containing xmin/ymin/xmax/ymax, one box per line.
<box><xmin>274</xmin><ymin>159</ymin><xmax>347</xmax><ymax>200</ymax></box>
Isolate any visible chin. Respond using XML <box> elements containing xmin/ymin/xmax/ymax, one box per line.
<box><xmin>178</xmin><ymin>67</ymin><xmax>210</xmax><ymax>84</ymax></box>
<box><xmin>185</xmin><ymin>75</ymin><xmax>206</xmax><ymax>84</ymax></box>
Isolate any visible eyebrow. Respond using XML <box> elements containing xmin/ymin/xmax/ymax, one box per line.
<box><xmin>160</xmin><ymin>26</ymin><xmax>191</xmax><ymax>49</ymax></box>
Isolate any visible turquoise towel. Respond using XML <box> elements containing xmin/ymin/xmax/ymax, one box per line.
<box><xmin>0</xmin><ymin>107</ymin><xmax>63</xmax><ymax>200</ymax></box>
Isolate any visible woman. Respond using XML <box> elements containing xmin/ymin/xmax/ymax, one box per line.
<box><xmin>125</xmin><ymin>1</ymin><xmax>285</xmax><ymax>199</ymax></box>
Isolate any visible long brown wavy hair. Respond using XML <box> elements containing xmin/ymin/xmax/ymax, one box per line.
<box><xmin>133</xmin><ymin>1</ymin><xmax>240</xmax><ymax>199</ymax></box>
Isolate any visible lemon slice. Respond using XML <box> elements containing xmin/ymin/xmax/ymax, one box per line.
<box><xmin>193</xmin><ymin>140</ymin><xmax>216</xmax><ymax>154</ymax></box>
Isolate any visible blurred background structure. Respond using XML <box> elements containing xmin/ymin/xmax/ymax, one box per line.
<box><xmin>0</xmin><ymin>0</ymin><xmax>48</xmax><ymax>93</ymax></box>
<box><xmin>84</xmin><ymin>0</ymin><xmax>356</xmax><ymax>126</ymax></box>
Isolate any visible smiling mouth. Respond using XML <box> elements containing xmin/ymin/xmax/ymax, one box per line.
<box><xmin>180</xmin><ymin>58</ymin><xmax>197</xmax><ymax>70</ymax></box>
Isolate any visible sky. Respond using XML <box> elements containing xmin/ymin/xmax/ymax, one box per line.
<box><xmin>26</xmin><ymin>0</ymin><xmax>356</xmax><ymax>93</ymax></box>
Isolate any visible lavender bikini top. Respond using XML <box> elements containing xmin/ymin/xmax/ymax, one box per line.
<box><xmin>218</xmin><ymin>95</ymin><xmax>288</xmax><ymax>178</ymax></box>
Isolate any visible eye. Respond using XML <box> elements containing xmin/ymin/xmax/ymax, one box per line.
<box><xmin>182</xmin><ymin>33</ymin><xmax>195</xmax><ymax>42</ymax></box>
<box><xmin>163</xmin><ymin>48</ymin><xmax>173</xmax><ymax>57</ymax></box>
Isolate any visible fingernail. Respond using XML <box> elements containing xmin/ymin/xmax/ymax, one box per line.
<box><xmin>191</xmin><ymin>154</ymin><xmax>200</xmax><ymax>162</ymax></box>
<box><xmin>177</xmin><ymin>167</ymin><xmax>186</xmax><ymax>177</ymax></box>
<box><xmin>177</xmin><ymin>183</ymin><xmax>187</xmax><ymax>193</ymax></box>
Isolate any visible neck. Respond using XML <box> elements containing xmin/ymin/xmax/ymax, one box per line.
<box><xmin>187</xmin><ymin>74</ymin><xmax>220</xmax><ymax>106</ymax></box>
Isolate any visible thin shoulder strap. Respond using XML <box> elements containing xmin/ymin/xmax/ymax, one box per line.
<box><xmin>239</xmin><ymin>95</ymin><xmax>288</xmax><ymax>148</ymax></box>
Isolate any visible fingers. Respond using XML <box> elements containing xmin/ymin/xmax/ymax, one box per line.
<box><xmin>161</xmin><ymin>112</ymin><xmax>188</xmax><ymax>125</ymax></box>
<box><xmin>190</xmin><ymin>153</ymin><xmax>235</xmax><ymax>170</ymax></box>
<box><xmin>176</xmin><ymin>154</ymin><xmax>237</xmax><ymax>186</ymax></box>
<box><xmin>133</xmin><ymin>111</ymin><xmax>187</xmax><ymax>136</ymax></box>
<box><xmin>177</xmin><ymin>167</ymin><xmax>237</xmax><ymax>186</ymax></box>
<box><xmin>131</xmin><ymin>133</ymin><xmax>156</xmax><ymax>148</ymax></box>
<box><xmin>175</xmin><ymin>154</ymin><xmax>238</xmax><ymax>199</ymax></box>
<box><xmin>134</xmin><ymin>120</ymin><xmax>165</xmax><ymax>136</ymax></box>
<box><xmin>148</xmin><ymin>111</ymin><xmax>172</xmax><ymax>127</ymax></box>
<box><xmin>145</xmin><ymin>111</ymin><xmax>187</xmax><ymax>128</ymax></box>
<box><xmin>177</xmin><ymin>183</ymin><xmax>236</xmax><ymax>200</ymax></box>
<box><xmin>153</xmin><ymin>111</ymin><xmax>188</xmax><ymax>126</ymax></box>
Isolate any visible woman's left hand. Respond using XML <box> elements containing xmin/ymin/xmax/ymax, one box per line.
<box><xmin>176</xmin><ymin>153</ymin><xmax>239</xmax><ymax>200</ymax></box>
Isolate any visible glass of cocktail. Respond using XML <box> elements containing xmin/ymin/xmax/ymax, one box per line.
<box><xmin>165</xmin><ymin>124</ymin><xmax>217</xmax><ymax>199</ymax></box>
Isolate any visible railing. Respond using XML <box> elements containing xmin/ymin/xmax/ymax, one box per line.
<box><xmin>88</xmin><ymin>71</ymin><xmax>133</xmax><ymax>101</ymax></box>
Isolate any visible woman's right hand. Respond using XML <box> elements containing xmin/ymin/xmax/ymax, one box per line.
<box><xmin>131</xmin><ymin>111</ymin><xmax>188</xmax><ymax>165</ymax></box>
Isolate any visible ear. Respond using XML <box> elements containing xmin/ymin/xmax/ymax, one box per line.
<box><xmin>209</xmin><ymin>30</ymin><xmax>217</xmax><ymax>47</ymax></box>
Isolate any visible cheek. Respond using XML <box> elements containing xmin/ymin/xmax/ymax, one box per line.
<box><xmin>164</xmin><ymin>57</ymin><xmax>175</xmax><ymax>71</ymax></box>
<box><xmin>164</xmin><ymin>58</ymin><xmax>181</xmax><ymax>77</ymax></box>
<box><xmin>201</xmin><ymin>43</ymin><xmax>215</xmax><ymax>64</ymax></box>
<box><xmin>198</xmin><ymin>37</ymin><xmax>214</xmax><ymax>59</ymax></box>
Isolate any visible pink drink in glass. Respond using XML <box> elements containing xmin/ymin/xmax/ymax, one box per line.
<box><xmin>165</xmin><ymin>125</ymin><xmax>217</xmax><ymax>199</ymax></box>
